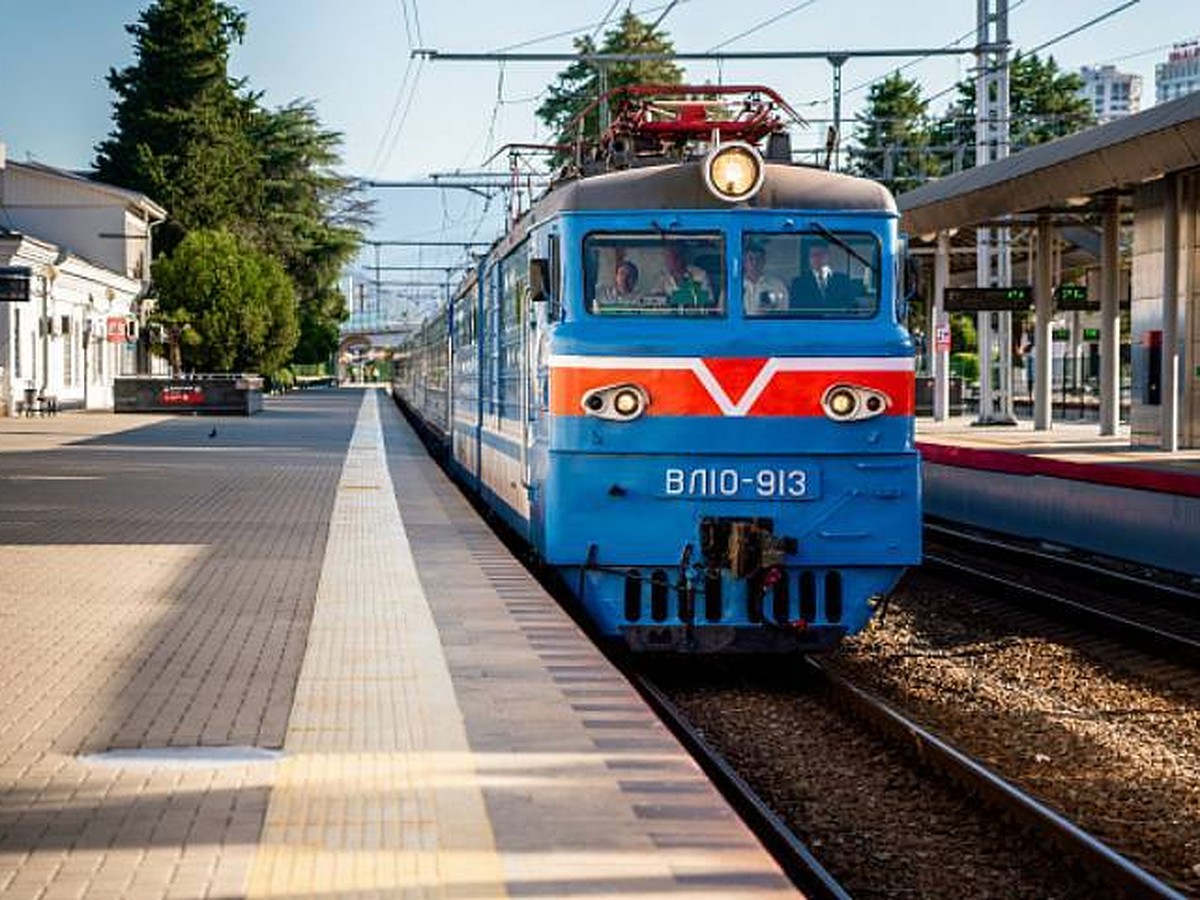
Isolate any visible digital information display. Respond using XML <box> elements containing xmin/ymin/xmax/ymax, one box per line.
<box><xmin>943</xmin><ymin>285</ymin><xmax>1033</xmax><ymax>312</ymax></box>
<box><xmin>1054</xmin><ymin>284</ymin><xmax>1098</xmax><ymax>311</ymax></box>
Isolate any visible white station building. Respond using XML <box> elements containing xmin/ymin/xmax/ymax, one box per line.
<box><xmin>0</xmin><ymin>142</ymin><xmax>167</xmax><ymax>415</ymax></box>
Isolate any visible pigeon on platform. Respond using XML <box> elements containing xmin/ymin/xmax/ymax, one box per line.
<box><xmin>208</xmin><ymin>427</ymin><xmax>218</xmax><ymax>439</ymax></box>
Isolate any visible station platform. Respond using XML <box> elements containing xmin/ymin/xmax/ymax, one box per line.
<box><xmin>0</xmin><ymin>389</ymin><xmax>796</xmax><ymax>899</ymax></box>
<box><xmin>916</xmin><ymin>417</ymin><xmax>1200</xmax><ymax>576</ymax></box>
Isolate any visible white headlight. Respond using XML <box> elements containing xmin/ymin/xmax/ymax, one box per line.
<box><xmin>702</xmin><ymin>142</ymin><xmax>766</xmax><ymax>203</ymax></box>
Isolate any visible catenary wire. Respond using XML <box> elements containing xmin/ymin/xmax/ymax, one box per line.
<box><xmin>706</xmin><ymin>0</ymin><xmax>822</xmax><ymax>53</ymax></box>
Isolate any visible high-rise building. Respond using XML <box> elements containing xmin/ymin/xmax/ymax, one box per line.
<box><xmin>1078</xmin><ymin>65</ymin><xmax>1142</xmax><ymax>123</ymax></box>
<box><xmin>1156</xmin><ymin>42</ymin><xmax>1200</xmax><ymax>104</ymax></box>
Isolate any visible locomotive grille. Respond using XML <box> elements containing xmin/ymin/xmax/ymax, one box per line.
<box><xmin>619</xmin><ymin>568</ymin><xmax>845</xmax><ymax>626</ymax></box>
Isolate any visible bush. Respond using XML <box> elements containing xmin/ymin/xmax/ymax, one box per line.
<box><xmin>265</xmin><ymin>367</ymin><xmax>295</xmax><ymax>393</ymax></box>
<box><xmin>950</xmin><ymin>352</ymin><xmax>979</xmax><ymax>383</ymax></box>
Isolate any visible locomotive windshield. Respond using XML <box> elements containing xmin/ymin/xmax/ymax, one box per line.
<box><xmin>584</xmin><ymin>233</ymin><xmax>724</xmax><ymax>316</ymax></box>
<box><xmin>742</xmin><ymin>231</ymin><xmax>879</xmax><ymax>318</ymax></box>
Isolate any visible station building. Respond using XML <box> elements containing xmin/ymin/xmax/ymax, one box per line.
<box><xmin>0</xmin><ymin>142</ymin><xmax>167</xmax><ymax>415</ymax></box>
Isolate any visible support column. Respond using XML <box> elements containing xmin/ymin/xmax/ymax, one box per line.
<box><xmin>1099</xmin><ymin>196</ymin><xmax>1121</xmax><ymax>435</ymax></box>
<box><xmin>1162</xmin><ymin>172</ymin><xmax>1180</xmax><ymax>452</ymax></box>
<box><xmin>1034</xmin><ymin>214</ymin><xmax>1054</xmax><ymax>430</ymax></box>
<box><xmin>933</xmin><ymin>231</ymin><xmax>951</xmax><ymax>421</ymax></box>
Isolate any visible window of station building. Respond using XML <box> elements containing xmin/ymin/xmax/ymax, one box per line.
<box><xmin>742</xmin><ymin>232</ymin><xmax>880</xmax><ymax>319</ymax></box>
<box><xmin>583</xmin><ymin>233</ymin><xmax>724</xmax><ymax>317</ymax></box>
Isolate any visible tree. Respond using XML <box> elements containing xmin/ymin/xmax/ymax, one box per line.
<box><xmin>94</xmin><ymin>0</ymin><xmax>258</xmax><ymax>254</ymax></box>
<box><xmin>95</xmin><ymin>0</ymin><xmax>369</xmax><ymax>369</ymax></box>
<box><xmin>536</xmin><ymin>10</ymin><xmax>684</xmax><ymax>152</ymax></box>
<box><xmin>849</xmin><ymin>72</ymin><xmax>939</xmax><ymax>194</ymax></box>
<box><xmin>152</xmin><ymin>229</ymin><xmax>298</xmax><ymax>373</ymax></box>
<box><xmin>930</xmin><ymin>52</ymin><xmax>1094</xmax><ymax>172</ymax></box>
<box><xmin>246</xmin><ymin>101</ymin><xmax>367</xmax><ymax>364</ymax></box>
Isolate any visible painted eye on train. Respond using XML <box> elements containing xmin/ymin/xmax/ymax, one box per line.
<box><xmin>581</xmin><ymin>384</ymin><xmax>650</xmax><ymax>421</ymax></box>
<box><xmin>821</xmin><ymin>384</ymin><xmax>891</xmax><ymax>422</ymax></box>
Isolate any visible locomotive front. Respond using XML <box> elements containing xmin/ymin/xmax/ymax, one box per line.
<box><xmin>537</xmin><ymin>113</ymin><xmax>920</xmax><ymax>653</ymax></box>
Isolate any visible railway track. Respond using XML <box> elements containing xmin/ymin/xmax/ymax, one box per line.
<box><xmin>923</xmin><ymin>520</ymin><xmax>1200</xmax><ymax>669</ymax></box>
<box><xmin>636</xmin><ymin>658</ymin><xmax>1187</xmax><ymax>899</ymax></box>
<box><xmin>632</xmin><ymin>673</ymin><xmax>852</xmax><ymax>900</ymax></box>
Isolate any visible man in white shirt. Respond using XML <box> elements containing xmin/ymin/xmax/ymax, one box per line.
<box><xmin>743</xmin><ymin>241</ymin><xmax>789</xmax><ymax>314</ymax></box>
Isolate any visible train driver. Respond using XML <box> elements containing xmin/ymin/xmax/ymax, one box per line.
<box><xmin>743</xmin><ymin>240</ymin><xmax>789</xmax><ymax>314</ymax></box>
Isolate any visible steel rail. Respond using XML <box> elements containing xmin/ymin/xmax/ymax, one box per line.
<box><xmin>630</xmin><ymin>673</ymin><xmax>852</xmax><ymax>900</ymax></box>
<box><xmin>923</xmin><ymin>524</ymin><xmax>1200</xmax><ymax>666</ymax></box>
<box><xmin>805</xmin><ymin>658</ymin><xmax>1189</xmax><ymax>900</ymax></box>
<box><xmin>926</xmin><ymin>520</ymin><xmax>1200</xmax><ymax>612</ymax></box>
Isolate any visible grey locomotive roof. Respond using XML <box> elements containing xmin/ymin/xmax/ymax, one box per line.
<box><xmin>898</xmin><ymin>90</ymin><xmax>1200</xmax><ymax>234</ymax></box>
<box><xmin>532</xmin><ymin>161</ymin><xmax>897</xmax><ymax>218</ymax></box>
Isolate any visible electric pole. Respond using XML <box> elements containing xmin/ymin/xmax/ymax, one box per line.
<box><xmin>974</xmin><ymin>0</ymin><xmax>1016</xmax><ymax>425</ymax></box>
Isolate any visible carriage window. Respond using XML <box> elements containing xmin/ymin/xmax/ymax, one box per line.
<box><xmin>742</xmin><ymin>232</ymin><xmax>879</xmax><ymax>318</ymax></box>
<box><xmin>584</xmin><ymin>233</ymin><xmax>724</xmax><ymax>316</ymax></box>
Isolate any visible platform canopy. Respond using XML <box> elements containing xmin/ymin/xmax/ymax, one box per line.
<box><xmin>899</xmin><ymin>91</ymin><xmax>1200</xmax><ymax>235</ymax></box>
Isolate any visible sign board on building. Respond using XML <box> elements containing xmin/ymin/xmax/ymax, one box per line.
<box><xmin>0</xmin><ymin>266</ymin><xmax>32</xmax><ymax>303</ymax></box>
<box><xmin>1083</xmin><ymin>328</ymin><xmax>1101</xmax><ymax>340</ymax></box>
<box><xmin>1054</xmin><ymin>283</ymin><xmax>1098</xmax><ymax>311</ymax></box>
<box><xmin>107</xmin><ymin>317</ymin><xmax>128</xmax><ymax>343</ymax></box>
<box><xmin>943</xmin><ymin>285</ymin><xmax>1033</xmax><ymax>312</ymax></box>
<box><xmin>1052</xmin><ymin>328</ymin><xmax>1071</xmax><ymax>341</ymax></box>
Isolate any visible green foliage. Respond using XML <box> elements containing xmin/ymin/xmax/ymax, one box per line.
<box><xmin>245</xmin><ymin>101</ymin><xmax>366</xmax><ymax>363</ymax></box>
<box><xmin>95</xmin><ymin>0</ymin><xmax>257</xmax><ymax>254</ymax></box>
<box><xmin>95</xmin><ymin>0</ymin><xmax>367</xmax><ymax>369</ymax></box>
<box><xmin>536</xmin><ymin>10</ymin><xmax>683</xmax><ymax>152</ymax></box>
<box><xmin>152</xmin><ymin>229</ymin><xmax>298</xmax><ymax>373</ymax></box>
<box><xmin>929</xmin><ymin>53</ymin><xmax>1095</xmax><ymax>172</ymax></box>
<box><xmin>849</xmin><ymin>73</ymin><xmax>938</xmax><ymax>195</ymax></box>
<box><xmin>950</xmin><ymin>352</ymin><xmax>980</xmax><ymax>383</ymax></box>
<box><xmin>951</xmin><ymin>313</ymin><xmax>977</xmax><ymax>353</ymax></box>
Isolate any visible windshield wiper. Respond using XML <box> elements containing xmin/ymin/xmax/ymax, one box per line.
<box><xmin>808</xmin><ymin>221</ymin><xmax>876</xmax><ymax>275</ymax></box>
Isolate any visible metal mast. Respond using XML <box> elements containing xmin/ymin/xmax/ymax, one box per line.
<box><xmin>974</xmin><ymin>0</ymin><xmax>1016</xmax><ymax>425</ymax></box>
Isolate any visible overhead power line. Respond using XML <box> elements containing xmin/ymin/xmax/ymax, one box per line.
<box><xmin>1025</xmin><ymin>0</ymin><xmax>1139</xmax><ymax>57</ymax></box>
<box><xmin>492</xmin><ymin>0</ymin><xmax>692</xmax><ymax>52</ymax></box>
<box><xmin>590</xmin><ymin>0</ymin><xmax>623</xmax><ymax>43</ymax></box>
<box><xmin>707</xmin><ymin>0</ymin><xmax>822</xmax><ymax>53</ymax></box>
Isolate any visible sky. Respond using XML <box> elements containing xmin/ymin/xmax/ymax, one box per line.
<box><xmin>0</xmin><ymin>0</ymin><xmax>1195</xmax><ymax>312</ymax></box>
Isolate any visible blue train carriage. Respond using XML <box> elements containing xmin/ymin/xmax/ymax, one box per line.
<box><xmin>396</xmin><ymin>86</ymin><xmax>921</xmax><ymax>653</ymax></box>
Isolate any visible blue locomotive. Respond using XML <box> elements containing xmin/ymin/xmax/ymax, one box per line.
<box><xmin>393</xmin><ymin>86</ymin><xmax>920</xmax><ymax>652</ymax></box>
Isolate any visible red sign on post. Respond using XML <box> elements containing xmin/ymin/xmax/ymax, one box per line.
<box><xmin>935</xmin><ymin>324</ymin><xmax>951</xmax><ymax>353</ymax></box>
<box><xmin>106</xmin><ymin>317</ymin><xmax>127</xmax><ymax>343</ymax></box>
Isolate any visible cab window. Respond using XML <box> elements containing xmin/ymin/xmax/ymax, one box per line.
<box><xmin>583</xmin><ymin>233</ymin><xmax>724</xmax><ymax>316</ymax></box>
<box><xmin>742</xmin><ymin>231</ymin><xmax>879</xmax><ymax>318</ymax></box>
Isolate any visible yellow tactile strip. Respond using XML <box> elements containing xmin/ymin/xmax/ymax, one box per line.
<box><xmin>246</xmin><ymin>389</ymin><xmax>508</xmax><ymax>897</ymax></box>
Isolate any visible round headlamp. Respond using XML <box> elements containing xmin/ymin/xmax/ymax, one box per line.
<box><xmin>702</xmin><ymin>142</ymin><xmax>766</xmax><ymax>203</ymax></box>
<box><xmin>612</xmin><ymin>388</ymin><xmax>642</xmax><ymax>417</ymax></box>
<box><xmin>825</xmin><ymin>387</ymin><xmax>858</xmax><ymax>419</ymax></box>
